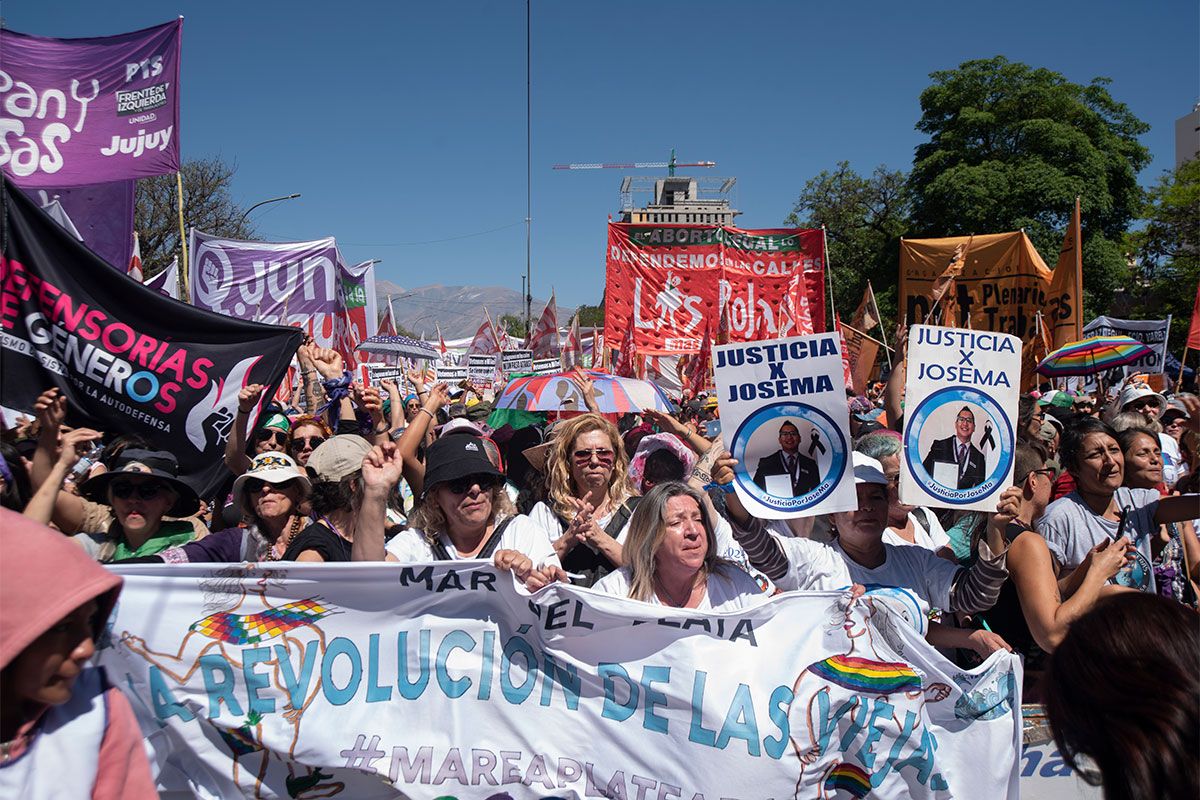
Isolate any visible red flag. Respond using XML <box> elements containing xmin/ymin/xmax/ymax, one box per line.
<box><xmin>835</xmin><ymin>314</ymin><xmax>854</xmax><ymax>391</ymax></box>
<box><xmin>562</xmin><ymin>314</ymin><xmax>583</xmax><ymax>370</ymax></box>
<box><xmin>687</xmin><ymin>320</ymin><xmax>713</xmax><ymax>396</ymax></box>
<box><xmin>1188</xmin><ymin>283</ymin><xmax>1200</xmax><ymax>350</ymax></box>
<box><xmin>127</xmin><ymin>231</ymin><xmax>143</xmax><ymax>282</ymax></box>
<box><xmin>716</xmin><ymin>299</ymin><xmax>731</xmax><ymax>346</ymax></box>
<box><xmin>376</xmin><ymin>295</ymin><xmax>398</xmax><ymax>337</ymax></box>
<box><xmin>613</xmin><ymin>319</ymin><xmax>637</xmax><ymax>377</ymax></box>
<box><xmin>781</xmin><ymin>270</ymin><xmax>814</xmax><ymax>337</ymax></box>
<box><xmin>529</xmin><ymin>291</ymin><xmax>559</xmax><ymax>357</ymax></box>
<box><xmin>466</xmin><ymin>311</ymin><xmax>501</xmax><ymax>355</ymax></box>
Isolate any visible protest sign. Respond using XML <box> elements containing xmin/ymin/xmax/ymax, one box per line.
<box><xmin>604</xmin><ymin>223</ymin><xmax>827</xmax><ymax>355</ymax></box>
<box><xmin>34</xmin><ymin>181</ymin><xmax>135</xmax><ymax>269</ymax></box>
<box><xmin>436</xmin><ymin>364</ymin><xmax>468</xmax><ymax>383</ymax></box>
<box><xmin>101</xmin><ymin>562</ymin><xmax>1022</xmax><ymax>799</ymax></box>
<box><xmin>712</xmin><ymin>332</ymin><xmax>855</xmax><ymax>519</ymax></box>
<box><xmin>467</xmin><ymin>353</ymin><xmax>497</xmax><ymax>384</ymax></box>
<box><xmin>899</xmin><ymin>325</ymin><xmax>1021</xmax><ymax>512</ymax></box>
<box><xmin>501</xmin><ymin>349</ymin><xmax>534</xmax><ymax>376</ymax></box>
<box><xmin>0</xmin><ymin>177</ymin><xmax>299</xmax><ymax>496</ymax></box>
<box><xmin>1079</xmin><ymin>316</ymin><xmax>1171</xmax><ymax>388</ymax></box>
<box><xmin>533</xmin><ymin>356</ymin><xmax>561</xmax><ymax>375</ymax></box>
<box><xmin>363</xmin><ymin>362</ymin><xmax>405</xmax><ymax>385</ymax></box>
<box><xmin>189</xmin><ymin>230</ymin><xmax>377</xmax><ymax>370</ymax></box>
<box><xmin>0</xmin><ymin>20</ymin><xmax>182</xmax><ymax>187</ymax></box>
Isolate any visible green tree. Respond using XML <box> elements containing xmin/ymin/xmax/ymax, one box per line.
<box><xmin>498</xmin><ymin>313</ymin><xmax>528</xmax><ymax>339</ymax></box>
<box><xmin>908</xmin><ymin>56</ymin><xmax>1151</xmax><ymax>318</ymax></box>
<box><xmin>574</xmin><ymin>304</ymin><xmax>605</xmax><ymax>328</ymax></box>
<box><xmin>1130</xmin><ymin>158</ymin><xmax>1200</xmax><ymax>352</ymax></box>
<box><xmin>784</xmin><ymin>161</ymin><xmax>910</xmax><ymax>331</ymax></box>
<box><xmin>135</xmin><ymin>157</ymin><xmax>256</xmax><ymax>279</ymax></box>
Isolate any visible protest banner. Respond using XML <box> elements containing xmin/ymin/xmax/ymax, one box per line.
<box><xmin>0</xmin><ymin>20</ymin><xmax>182</xmax><ymax>187</ymax></box>
<box><xmin>501</xmin><ymin>349</ymin><xmax>534</xmax><ymax>377</ymax></box>
<box><xmin>899</xmin><ymin>325</ymin><xmax>1021</xmax><ymax>512</ymax></box>
<box><xmin>363</xmin><ymin>362</ymin><xmax>405</xmax><ymax>385</ymax></box>
<box><xmin>436</xmin><ymin>364</ymin><xmax>468</xmax><ymax>383</ymax></box>
<box><xmin>100</xmin><ymin>562</ymin><xmax>1022</xmax><ymax>799</ymax></box>
<box><xmin>899</xmin><ymin>232</ymin><xmax>1067</xmax><ymax>391</ymax></box>
<box><xmin>1078</xmin><ymin>316</ymin><xmax>1171</xmax><ymax>389</ymax></box>
<box><xmin>468</xmin><ymin>353</ymin><xmax>498</xmax><ymax>385</ymax></box>
<box><xmin>604</xmin><ymin>224</ymin><xmax>827</xmax><ymax>356</ymax></box>
<box><xmin>34</xmin><ymin>180</ymin><xmax>135</xmax><ymax>269</ymax></box>
<box><xmin>189</xmin><ymin>230</ymin><xmax>377</xmax><ymax>370</ymax></box>
<box><xmin>0</xmin><ymin>177</ymin><xmax>300</xmax><ymax>496</ymax></box>
<box><xmin>712</xmin><ymin>333</ymin><xmax>855</xmax><ymax>519</ymax></box>
<box><xmin>533</xmin><ymin>356</ymin><xmax>561</xmax><ymax>375</ymax></box>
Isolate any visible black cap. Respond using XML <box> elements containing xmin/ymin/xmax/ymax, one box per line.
<box><xmin>79</xmin><ymin>448</ymin><xmax>200</xmax><ymax>517</ymax></box>
<box><xmin>421</xmin><ymin>436</ymin><xmax>502</xmax><ymax>498</ymax></box>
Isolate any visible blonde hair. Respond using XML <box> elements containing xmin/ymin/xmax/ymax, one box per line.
<box><xmin>546</xmin><ymin>413</ymin><xmax>633</xmax><ymax>521</ymax></box>
<box><xmin>409</xmin><ymin>482</ymin><xmax>515</xmax><ymax>544</ymax></box>
<box><xmin>623</xmin><ymin>482</ymin><xmax>727</xmax><ymax>601</ymax></box>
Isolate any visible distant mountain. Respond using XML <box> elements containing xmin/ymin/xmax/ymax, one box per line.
<box><xmin>374</xmin><ymin>283</ymin><xmax>550</xmax><ymax>340</ymax></box>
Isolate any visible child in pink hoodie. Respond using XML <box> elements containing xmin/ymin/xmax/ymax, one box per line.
<box><xmin>0</xmin><ymin>508</ymin><xmax>156</xmax><ymax>798</ymax></box>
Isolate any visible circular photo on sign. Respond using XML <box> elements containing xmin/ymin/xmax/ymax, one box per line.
<box><xmin>731</xmin><ymin>402</ymin><xmax>847</xmax><ymax>513</ymax></box>
<box><xmin>904</xmin><ymin>387</ymin><xmax>1013</xmax><ymax>504</ymax></box>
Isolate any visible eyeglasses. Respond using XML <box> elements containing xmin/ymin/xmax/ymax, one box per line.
<box><xmin>1030</xmin><ymin>413</ymin><xmax>1045</xmax><ymax>422</ymax></box>
<box><xmin>111</xmin><ymin>481</ymin><xmax>167</xmax><ymax>500</ymax></box>
<box><xmin>1164</xmin><ymin>419</ymin><xmax>1184</xmax><ymax>428</ymax></box>
<box><xmin>572</xmin><ymin>447</ymin><xmax>615</xmax><ymax>465</ymax></box>
<box><xmin>291</xmin><ymin>435</ymin><xmax>326</xmax><ymax>450</ymax></box>
<box><xmin>246</xmin><ymin>478</ymin><xmax>297</xmax><ymax>494</ymax></box>
<box><xmin>956</xmin><ymin>415</ymin><xmax>976</xmax><ymax>424</ymax></box>
<box><xmin>778</xmin><ymin>430</ymin><xmax>800</xmax><ymax>438</ymax></box>
<box><xmin>443</xmin><ymin>474</ymin><xmax>501</xmax><ymax>494</ymax></box>
<box><xmin>255</xmin><ymin>429</ymin><xmax>288</xmax><ymax>444</ymax></box>
<box><xmin>1031</xmin><ymin>468</ymin><xmax>1056</xmax><ymax>479</ymax></box>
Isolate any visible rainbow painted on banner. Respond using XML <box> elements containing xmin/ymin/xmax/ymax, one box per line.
<box><xmin>824</xmin><ymin>762</ymin><xmax>872</xmax><ymax>798</ymax></box>
<box><xmin>190</xmin><ymin>598</ymin><xmax>334</xmax><ymax>645</ymax></box>
<box><xmin>810</xmin><ymin>654</ymin><xmax>921</xmax><ymax>694</ymax></box>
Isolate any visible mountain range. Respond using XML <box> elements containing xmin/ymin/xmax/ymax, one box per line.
<box><xmin>374</xmin><ymin>280</ymin><xmax>552</xmax><ymax>340</ymax></box>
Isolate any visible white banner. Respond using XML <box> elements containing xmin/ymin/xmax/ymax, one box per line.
<box><xmin>99</xmin><ymin>563</ymin><xmax>1021</xmax><ymax>799</ymax></box>
<box><xmin>900</xmin><ymin>325</ymin><xmax>1021</xmax><ymax>512</ymax></box>
<box><xmin>712</xmin><ymin>333</ymin><xmax>856</xmax><ymax>519</ymax></box>
<box><xmin>501</xmin><ymin>349</ymin><xmax>534</xmax><ymax>376</ymax></box>
<box><xmin>533</xmin><ymin>356</ymin><xmax>562</xmax><ymax>375</ymax></box>
<box><xmin>1080</xmin><ymin>315</ymin><xmax>1171</xmax><ymax>388</ymax></box>
<box><xmin>468</xmin><ymin>353</ymin><xmax>498</xmax><ymax>385</ymax></box>
<box><xmin>436</xmin><ymin>364</ymin><xmax>468</xmax><ymax>384</ymax></box>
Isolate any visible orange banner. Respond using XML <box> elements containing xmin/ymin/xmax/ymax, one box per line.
<box><xmin>1049</xmin><ymin>198</ymin><xmax>1084</xmax><ymax>348</ymax></box>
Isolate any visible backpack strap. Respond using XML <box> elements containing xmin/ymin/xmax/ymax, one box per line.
<box><xmin>432</xmin><ymin>516</ymin><xmax>515</xmax><ymax>561</ymax></box>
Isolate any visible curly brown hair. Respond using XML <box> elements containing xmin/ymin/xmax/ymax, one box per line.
<box><xmin>546</xmin><ymin>413</ymin><xmax>634</xmax><ymax>521</ymax></box>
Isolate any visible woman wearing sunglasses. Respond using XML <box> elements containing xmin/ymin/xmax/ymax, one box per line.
<box><xmin>287</xmin><ymin>415</ymin><xmax>331</xmax><ymax>468</ymax></box>
<box><xmin>353</xmin><ymin>437</ymin><xmax>557</xmax><ymax>577</ymax></box>
<box><xmin>526</xmin><ymin>414</ymin><xmax>637</xmax><ymax>587</ymax></box>
<box><xmin>223</xmin><ymin>383</ymin><xmax>291</xmax><ymax>477</ymax></box>
<box><xmin>78</xmin><ymin>449</ymin><xmax>202</xmax><ymax>561</ymax></box>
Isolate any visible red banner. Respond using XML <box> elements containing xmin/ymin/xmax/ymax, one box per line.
<box><xmin>604</xmin><ymin>224</ymin><xmax>826</xmax><ymax>355</ymax></box>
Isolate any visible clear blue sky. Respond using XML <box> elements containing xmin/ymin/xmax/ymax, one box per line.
<box><xmin>8</xmin><ymin>1</ymin><xmax>1198</xmax><ymax>310</ymax></box>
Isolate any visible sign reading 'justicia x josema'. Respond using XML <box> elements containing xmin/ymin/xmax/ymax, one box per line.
<box><xmin>0</xmin><ymin>20</ymin><xmax>182</xmax><ymax>187</ymax></box>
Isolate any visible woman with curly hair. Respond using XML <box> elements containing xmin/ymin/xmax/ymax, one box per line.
<box><xmin>526</xmin><ymin>413</ymin><xmax>637</xmax><ymax>586</ymax></box>
<box><xmin>287</xmin><ymin>414</ymin><xmax>332</xmax><ymax>468</ymax></box>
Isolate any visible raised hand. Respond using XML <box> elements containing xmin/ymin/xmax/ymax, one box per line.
<box><xmin>361</xmin><ymin>442</ymin><xmax>404</xmax><ymax>490</ymax></box>
<box><xmin>310</xmin><ymin>348</ymin><xmax>344</xmax><ymax>379</ymax></box>
<box><xmin>238</xmin><ymin>384</ymin><xmax>265</xmax><ymax>414</ymax></box>
<box><xmin>33</xmin><ymin>387</ymin><xmax>67</xmax><ymax>433</ymax></box>
<box><xmin>58</xmin><ymin>427</ymin><xmax>103</xmax><ymax>468</ymax></box>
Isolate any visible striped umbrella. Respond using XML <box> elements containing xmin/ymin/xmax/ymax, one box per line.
<box><xmin>495</xmin><ymin>370</ymin><xmax>673</xmax><ymax>414</ymax></box>
<box><xmin>1036</xmin><ymin>335</ymin><xmax>1152</xmax><ymax>377</ymax></box>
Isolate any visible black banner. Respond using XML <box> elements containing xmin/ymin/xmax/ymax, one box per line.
<box><xmin>1</xmin><ymin>176</ymin><xmax>301</xmax><ymax>495</ymax></box>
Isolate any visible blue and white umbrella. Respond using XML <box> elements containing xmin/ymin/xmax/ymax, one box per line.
<box><xmin>356</xmin><ymin>335</ymin><xmax>440</xmax><ymax>361</ymax></box>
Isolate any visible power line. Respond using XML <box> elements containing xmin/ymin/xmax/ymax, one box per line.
<box><xmin>266</xmin><ymin>220</ymin><xmax>525</xmax><ymax>248</ymax></box>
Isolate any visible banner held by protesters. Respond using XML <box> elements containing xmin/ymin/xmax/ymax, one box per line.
<box><xmin>713</xmin><ymin>332</ymin><xmax>855</xmax><ymax>519</ymax></box>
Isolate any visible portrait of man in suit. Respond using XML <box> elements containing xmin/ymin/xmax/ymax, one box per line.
<box><xmin>921</xmin><ymin>405</ymin><xmax>986</xmax><ymax>489</ymax></box>
<box><xmin>752</xmin><ymin>420</ymin><xmax>820</xmax><ymax>497</ymax></box>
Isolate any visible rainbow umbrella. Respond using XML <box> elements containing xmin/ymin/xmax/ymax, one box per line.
<box><xmin>495</xmin><ymin>370</ymin><xmax>673</xmax><ymax>414</ymax></box>
<box><xmin>1036</xmin><ymin>335</ymin><xmax>1152</xmax><ymax>377</ymax></box>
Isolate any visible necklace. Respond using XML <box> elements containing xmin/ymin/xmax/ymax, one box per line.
<box><xmin>267</xmin><ymin>515</ymin><xmax>305</xmax><ymax>561</ymax></box>
<box><xmin>655</xmin><ymin>573</ymin><xmax>704</xmax><ymax>608</ymax></box>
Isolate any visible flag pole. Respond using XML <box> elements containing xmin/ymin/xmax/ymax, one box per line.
<box><xmin>868</xmin><ymin>281</ymin><xmax>892</xmax><ymax>369</ymax></box>
<box><xmin>821</xmin><ymin>226</ymin><xmax>835</xmax><ymax>332</ymax></box>
<box><xmin>176</xmin><ymin>172</ymin><xmax>189</xmax><ymax>302</ymax></box>
<box><xmin>1179</xmin><ymin>346</ymin><xmax>1190</xmax><ymax>392</ymax></box>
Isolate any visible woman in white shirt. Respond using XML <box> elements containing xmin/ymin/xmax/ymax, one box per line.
<box><xmin>592</xmin><ymin>482</ymin><xmax>766</xmax><ymax>611</ymax></box>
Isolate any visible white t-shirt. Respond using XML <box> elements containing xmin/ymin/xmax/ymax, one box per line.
<box><xmin>592</xmin><ymin>565</ymin><xmax>770</xmax><ymax>612</ymax></box>
<box><xmin>1160</xmin><ymin>433</ymin><xmax>1184</xmax><ymax>489</ymax></box>
<box><xmin>527</xmin><ymin>500</ymin><xmax>634</xmax><ymax>547</ymax></box>
<box><xmin>829</xmin><ymin>539</ymin><xmax>960</xmax><ymax>613</ymax></box>
<box><xmin>883</xmin><ymin>508</ymin><xmax>951</xmax><ymax>552</ymax></box>
<box><xmin>773</xmin><ymin>535</ymin><xmax>853</xmax><ymax>593</ymax></box>
<box><xmin>386</xmin><ymin>514</ymin><xmax>560</xmax><ymax>567</ymax></box>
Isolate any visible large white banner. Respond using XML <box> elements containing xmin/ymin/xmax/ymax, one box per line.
<box><xmin>1079</xmin><ymin>315</ymin><xmax>1171</xmax><ymax>389</ymax></box>
<box><xmin>712</xmin><ymin>333</ymin><xmax>856</xmax><ymax>519</ymax></box>
<box><xmin>900</xmin><ymin>325</ymin><xmax>1021</xmax><ymax>513</ymax></box>
<box><xmin>100</xmin><ymin>563</ymin><xmax>1021</xmax><ymax>799</ymax></box>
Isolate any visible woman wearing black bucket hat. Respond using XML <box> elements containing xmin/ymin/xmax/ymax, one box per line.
<box><xmin>353</xmin><ymin>436</ymin><xmax>558</xmax><ymax>579</ymax></box>
<box><xmin>77</xmin><ymin>448</ymin><xmax>201</xmax><ymax>561</ymax></box>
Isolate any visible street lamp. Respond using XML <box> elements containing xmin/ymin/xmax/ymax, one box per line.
<box><xmin>239</xmin><ymin>193</ymin><xmax>301</xmax><ymax>224</ymax></box>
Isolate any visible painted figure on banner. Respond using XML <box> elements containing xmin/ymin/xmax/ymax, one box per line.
<box><xmin>117</xmin><ymin>567</ymin><xmax>345</xmax><ymax>798</ymax></box>
<box><xmin>752</xmin><ymin>420</ymin><xmax>820</xmax><ymax>497</ymax></box>
<box><xmin>788</xmin><ymin>590</ymin><xmax>952</xmax><ymax>799</ymax></box>
<box><xmin>921</xmin><ymin>405</ymin><xmax>987</xmax><ymax>490</ymax></box>
<box><xmin>653</xmin><ymin>272</ymin><xmax>704</xmax><ymax>333</ymax></box>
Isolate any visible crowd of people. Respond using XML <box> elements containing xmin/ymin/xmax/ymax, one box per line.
<box><xmin>1</xmin><ymin>336</ymin><xmax>1197</xmax><ymax>798</ymax></box>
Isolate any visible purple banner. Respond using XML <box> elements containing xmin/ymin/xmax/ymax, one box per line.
<box><xmin>0</xmin><ymin>20</ymin><xmax>182</xmax><ymax>187</ymax></box>
<box><xmin>33</xmin><ymin>180</ymin><xmax>134</xmax><ymax>269</ymax></box>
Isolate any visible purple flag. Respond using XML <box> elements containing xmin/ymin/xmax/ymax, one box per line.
<box><xmin>144</xmin><ymin>257</ymin><xmax>179</xmax><ymax>299</ymax></box>
<box><xmin>0</xmin><ymin>20</ymin><xmax>182</xmax><ymax>187</ymax></box>
<box><xmin>33</xmin><ymin>181</ymin><xmax>135</xmax><ymax>269</ymax></box>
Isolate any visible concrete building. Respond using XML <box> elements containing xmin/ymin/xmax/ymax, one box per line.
<box><xmin>619</xmin><ymin>175</ymin><xmax>739</xmax><ymax>225</ymax></box>
<box><xmin>1175</xmin><ymin>103</ymin><xmax>1199</xmax><ymax>168</ymax></box>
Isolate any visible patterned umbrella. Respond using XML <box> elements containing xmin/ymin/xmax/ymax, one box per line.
<box><xmin>356</xmin><ymin>335</ymin><xmax>440</xmax><ymax>361</ymax></box>
<box><xmin>1036</xmin><ymin>335</ymin><xmax>1152</xmax><ymax>377</ymax></box>
<box><xmin>495</xmin><ymin>370</ymin><xmax>674</xmax><ymax>414</ymax></box>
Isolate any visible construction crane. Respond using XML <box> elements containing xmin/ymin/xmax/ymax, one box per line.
<box><xmin>552</xmin><ymin>149</ymin><xmax>715</xmax><ymax>177</ymax></box>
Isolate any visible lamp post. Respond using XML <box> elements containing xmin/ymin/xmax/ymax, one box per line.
<box><xmin>239</xmin><ymin>193</ymin><xmax>301</xmax><ymax>224</ymax></box>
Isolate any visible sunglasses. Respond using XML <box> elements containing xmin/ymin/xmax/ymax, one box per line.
<box><xmin>572</xmin><ymin>447</ymin><xmax>615</xmax><ymax>465</ymax></box>
<box><xmin>245</xmin><ymin>477</ymin><xmax>297</xmax><ymax>494</ymax></box>
<box><xmin>443</xmin><ymin>474</ymin><xmax>501</xmax><ymax>494</ymax></box>
<box><xmin>1031</xmin><ymin>467</ymin><xmax>1056</xmax><ymax>479</ymax></box>
<box><xmin>291</xmin><ymin>435</ymin><xmax>326</xmax><ymax>449</ymax></box>
<box><xmin>255</xmin><ymin>429</ymin><xmax>288</xmax><ymax>444</ymax></box>
<box><xmin>111</xmin><ymin>481</ymin><xmax>167</xmax><ymax>500</ymax></box>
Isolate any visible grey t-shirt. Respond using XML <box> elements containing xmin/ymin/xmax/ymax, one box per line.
<box><xmin>1038</xmin><ymin>486</ymin><xmax>1159</xmax><ymax>593</ymax></box>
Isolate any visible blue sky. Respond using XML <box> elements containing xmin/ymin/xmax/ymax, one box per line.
<box><xmin>8</xmin><ymin>1</ymin><xmax>1198</xmax><ymax>310</ymax></box>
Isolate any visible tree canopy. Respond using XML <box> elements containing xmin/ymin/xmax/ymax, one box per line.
<box><xmin>907</xmin><ymin>56</ymin><xmax>1151</xmax><ymax>318</ymax></box>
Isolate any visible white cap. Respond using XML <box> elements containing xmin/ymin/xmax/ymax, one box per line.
<box><xmin>852</xmin><ymin>452</ymin><xmax>888</xmax><ymax>485</ymax></box>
